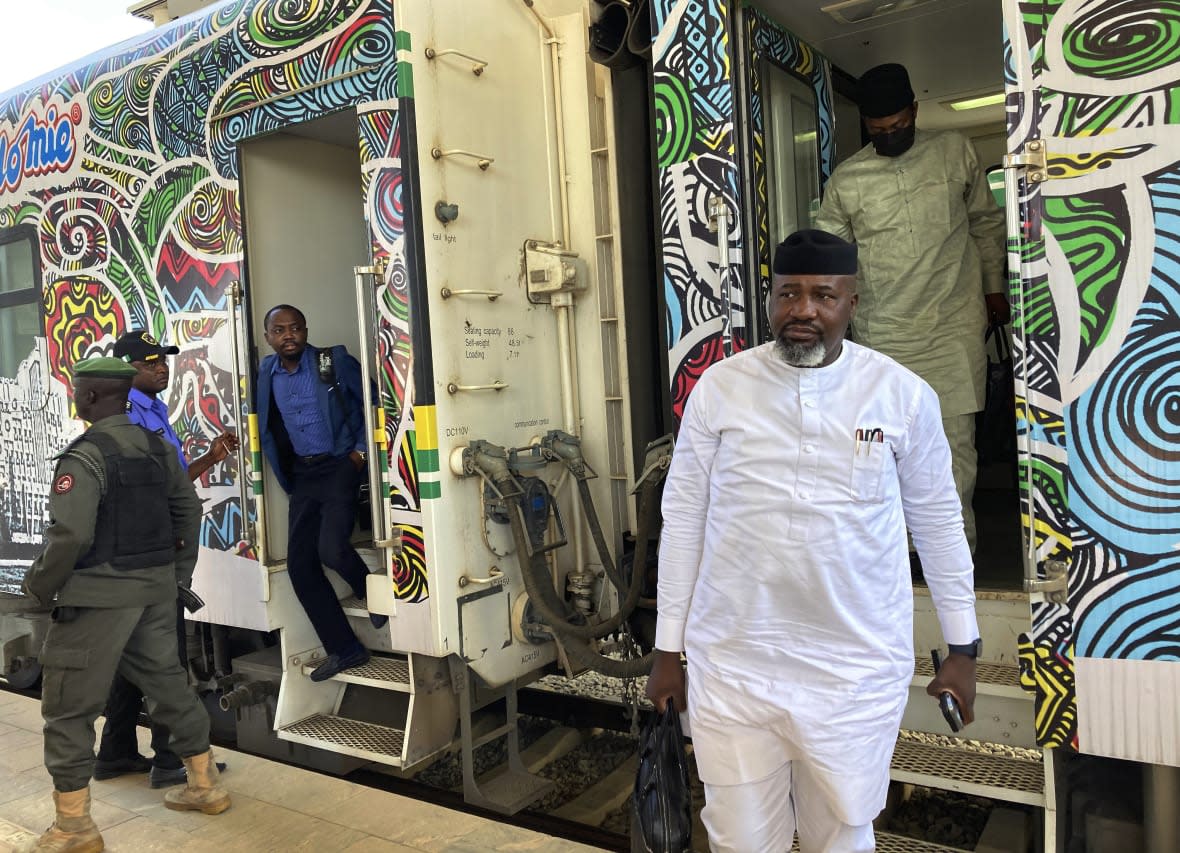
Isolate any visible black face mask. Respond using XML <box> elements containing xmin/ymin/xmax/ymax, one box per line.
<box><xmin>871</xmin><ymin>123</ymin><xmax>916</xmax><ymax>157</ymax></box>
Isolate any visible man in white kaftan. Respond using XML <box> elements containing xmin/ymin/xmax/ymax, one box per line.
<box><xmin>647</xmin><ymin>229</ymin><xmax>979</xmax><ymax>853</ymax></box>
<box><xmin>814</xmin><ymin>63</ymin><xmax>1007</xmax><ymax>554</ymax></box>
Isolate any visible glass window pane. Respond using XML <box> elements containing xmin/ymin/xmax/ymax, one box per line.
<box><xmin>0</xmin><ymin>300</ymin><xmax>38</xmax><ymax>378</ymax></box>
<box><xmin>0</xmin><ymin>236</ymin><xmax>34</xmax><ymax>295</ymax></box>
<box><xmin>763</xmin><ymin>61</ymin><xmax>820</xmax><ymax>245</ymax></box>
<box><xmin>833</xmin><ymin>90</ymin><xmax>863</xmax><ymax>166</ymax></box>
<box><xmin>0</xmin><ymin>232</ymin><xmax>39</xmax><ymax>379</ymax></box>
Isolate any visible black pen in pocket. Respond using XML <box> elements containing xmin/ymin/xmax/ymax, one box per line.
<box><xmin>931</xmin><ymin>649</ymin><xmax>964</xmax><ymax>733</ymax></box>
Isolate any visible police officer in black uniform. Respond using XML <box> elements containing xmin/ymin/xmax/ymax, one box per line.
<box><xmin>21</xmin><ymin>357</ymin><xmax>230</xmax><ymax>853</ymax></box>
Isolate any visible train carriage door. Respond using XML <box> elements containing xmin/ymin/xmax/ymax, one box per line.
<box><xmin>237</xmin><ymin>111</ymin><xmax>373</xmax><ymax>567</ymax></box>
<box><xmin>1002</xmin><ymin>0</ymin><xmax>1180</xmax><ymax>770</ymax></box>
<box><xmin>734</xmin><ymin>8</ymin><xmax>831</xmax><ymax>347</ymax></box>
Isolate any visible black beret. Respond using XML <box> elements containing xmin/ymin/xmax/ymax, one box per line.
<box><xmin>773</xmin><ymin>229</ymin><xmax>857</xmax><ymax>276</ymax></box>
<box><xmin>857</xmin><ymin>63</ymin><xmax>915</xmax><ymax>119</ymax></box>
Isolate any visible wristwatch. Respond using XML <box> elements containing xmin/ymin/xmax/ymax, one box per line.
<box><xmin>355</xmin><ymin>450</ymin><xmax>367</xmax><ymax>462</ymax></box>
<box><xmin>947</xmin><ymin>638</ymin><xmax>982</xmax><ymax>659</ymax></box>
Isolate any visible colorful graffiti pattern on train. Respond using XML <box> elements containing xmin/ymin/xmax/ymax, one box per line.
<box><xmin>651</xmin><ymin>1</ymin><xmax>836</xmax><ymax>419</ymax></box>
<box><xmin>1005</xmin><ymin>1</ymin><xmax>1180</xmax><ymax>746</ymax></box>
<box><xmin>0</xmin><ymin>0</ymin><xmax>428</xmax><ymax>600</ymax></box>
<box><xmin>744</xmin><ymin>7</ymin><xmax>835</xmax><ymax>323</ymax></box>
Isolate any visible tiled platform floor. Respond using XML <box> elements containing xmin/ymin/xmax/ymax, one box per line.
<box><xmin>0</xmin><ymin>692</ymin><xmax>601</xmax><ymax>852</ymax></box>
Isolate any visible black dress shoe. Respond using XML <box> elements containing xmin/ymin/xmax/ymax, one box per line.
<box><xmin>94</xmin><ymin>754</ymin><xmax>152</xmax><ymax>780</ymax></box>
<box><xmin>309</xmin><ymin>647</ymin><xmax>371</xmax><ymax>682</ymax></box>
<box><xmin>150</xmin><ymin>761</ymin><xmax>227</xmax><ymax>789</ymax></box>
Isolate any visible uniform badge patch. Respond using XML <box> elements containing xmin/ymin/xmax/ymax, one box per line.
<box><xmin>54</xmin><ymin>474</ymin><xmax>74</xmax><ymax>494</ymax></box>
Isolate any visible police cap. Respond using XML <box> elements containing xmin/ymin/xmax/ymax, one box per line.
<box><xmin>113</xmin><ymin>330</ymin><xmax>179</xmax><ymax>363</ymax></box>
<box><xmin>72</xmin><ymin>357</ymin><xmax>138</xmax><ymax>380</ymax></box>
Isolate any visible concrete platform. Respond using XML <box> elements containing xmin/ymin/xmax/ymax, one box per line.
<box><xmin>0</xmin><ymin>692</ymin><xmax>602</xmax><ymax>852</ymax></box>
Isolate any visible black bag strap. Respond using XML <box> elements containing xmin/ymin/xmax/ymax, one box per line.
<box><xmin>985</xmin><ymin>322</ymin><xmax>1011</xmax><ymax>362</ymax></box>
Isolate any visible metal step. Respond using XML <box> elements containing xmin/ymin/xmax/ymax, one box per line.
<box><xmin>470</xmin><ymin>766</ymin><xmax>555</xmax><ymax>815</ymax></box>
<box><xmin>339</xmin><ymin>595</ymin><xmax>369</xmax><ymax>618</ymax></box>
<box><xmin>911</xmin><ymin>656</ymin><xmax>1027</xmax><ymax>699</ymax></box>
<box><xmin>299</xmin><ymin>654</ymin><xmax>412</xmax><ymax>691</ymax></box>
<box><xmin>279</xmin><ymin>713</ymin><xmax>405</xmax><ymax>767</ymax></box>
<box><xmin>890</xmin><ymin>736</ymin><xmax>1044</xmax><ymax>806</ymax></box>
<box><xmin>791</xmin><ymin>830</ymin><xmax>967</xmax><ymax>851</ymax></box>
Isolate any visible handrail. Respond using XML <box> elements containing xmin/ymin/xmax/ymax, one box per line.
<box><xmin>424</xmin><ymin>47</ymin><xmax>489</xmax><ymax>76</ymax></box>
<box><xmin>225</xmin><ymin>281</ymin><xmax>261</xmax><ymax>559</ymax></box>
<box><xmin>708</xmin><ymin>195</ymin><xmax>735</xmax><ymax>357</ymax></box>
<box><xmin>353</xmin><ymin>265</ymin><xmax>398</xmax><ymax>549</ymax></box>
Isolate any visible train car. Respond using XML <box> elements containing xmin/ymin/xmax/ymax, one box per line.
<box><xmin>0</xmin><ymin>0</ymin><xmax>1176</xmax><ymax>847</ymax></box>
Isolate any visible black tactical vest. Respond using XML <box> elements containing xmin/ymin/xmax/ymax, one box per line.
<box><xmin>76</xmin><ymin>429</ymin><xmax>177</xmax><ymax>571</ymax></box>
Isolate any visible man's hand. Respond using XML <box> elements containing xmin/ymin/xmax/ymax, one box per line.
<box><xmin>209</xmin><ymin>432</ymin><xmax>239</xmax><ymax>462</ymax></box>
<box><xmin>985</xmin><ymin>292</ymin><xmax>1011</xmax><ymax>325</ymax></box>
<box><xmin>349</xmin><ymin>450</ymin><xmax>366</xmax><ymax>472</ymax></box>
<box><xmin>645</xmin><ymin>649</ymin><xmax>687</xmax><ymax>713</ymax></box>
<box><xmin>926</xmin><ymin>653</ymin><xmax>977</xmax><ymax>726</ymax></box>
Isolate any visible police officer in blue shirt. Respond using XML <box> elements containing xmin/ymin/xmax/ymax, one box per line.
<box><xmin>94</xmin><ymin>330</ymin><xmax>237</xmax><ymax>787</ymax></box>
<box><xmin>256</xmin><ymin>305</ymin><xmax>386</xmax><ymax>682</ymax></box>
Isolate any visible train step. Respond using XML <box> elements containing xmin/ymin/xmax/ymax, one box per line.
<box><xmin>890</xmin><ymin>734</ymin><xmax>1045</xmax><ymax>807</ymax></box>
<box><xmin>791</xmin><ymin>830</ymin><xmax>967</xmax><ymax>851</ymax></box>
<box><xmin>299</xmin><ymin>653</ymin><xmax>412</xmax><ymax>691</ymax></box>
<box><xmin>472</xmin><ymin>765</ymin><xmax>557</xmax><ymax>814</ymax></box>
<box><xmin>911</xmin><ymin>656</ymin><xmax>1026</xmax><ymax>698</ymax></box>
<box><xmin>279</xmin><ymin>712</ymin><xmax>406</xmax><ymax>766</ymax></box>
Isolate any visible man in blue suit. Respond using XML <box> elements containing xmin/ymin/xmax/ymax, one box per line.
<box><xmin>256</xmin><ymin>304</ymin><xmax>386</xmax><ymax>681</ymax></box>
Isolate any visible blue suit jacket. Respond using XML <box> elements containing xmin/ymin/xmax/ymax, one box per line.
<box><xmin>255</xmin><ymin>344</ymin><xmax>367</xmax><ymax>494</ymax></box>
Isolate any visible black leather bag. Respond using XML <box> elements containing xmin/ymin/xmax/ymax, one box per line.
<box><xmin>631</xmin><ymin>705</ymin><xmax>692</xmax><ymax>853</ymax></box>
<box><xmin>976</xmin><ymin>323</ymin><xmax>1017</xmax><ymax>467</ymax></box>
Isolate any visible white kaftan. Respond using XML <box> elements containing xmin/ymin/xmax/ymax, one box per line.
<box><xmin>656</xmin><ymin>341</ymin><xmax>978</xmax><ymax>827</ymax></box>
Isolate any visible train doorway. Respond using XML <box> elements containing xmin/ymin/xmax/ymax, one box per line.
<box><xmin>237</xmin><ymin>109</ymin><xmax>373</xmax><ymax>566</ymax></box>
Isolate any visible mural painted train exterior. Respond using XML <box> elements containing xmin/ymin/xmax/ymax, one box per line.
<box><xmin>0</xmin><ymin>0</ymin><xmax>1176</xmax><ymax>839</ymax></box>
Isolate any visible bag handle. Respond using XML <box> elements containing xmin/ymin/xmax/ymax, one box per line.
<box><xmin>985</xmin><ymin>322</ymin><xmax>1011</xmax><ymax>362</ymax></box>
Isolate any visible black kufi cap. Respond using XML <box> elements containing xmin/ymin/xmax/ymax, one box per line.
<box><xmin>856</xmin><ymin>63</ymin><xmax>915</xmax><ymax>118</ymax></box>
<box><xmin>773</xmin><ymin>229</ymin><xmax>857</xmax><ymax>276</ymax></box>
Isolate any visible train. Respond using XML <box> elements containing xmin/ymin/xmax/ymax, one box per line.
<box><xmin>0</xmin><ymin>0</ymin><xmax>1177</xmax><ymax>848</ymax></box>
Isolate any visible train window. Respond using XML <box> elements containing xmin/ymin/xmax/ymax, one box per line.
<box><xmin>761</xmin><ymin>58</ymin><xmax>821</xmax><ymax>241</ymax></box>
<box><xmin>0</xmin><ymin>227</ymin><xmax>40</xmax><ymax>379</ymax></box>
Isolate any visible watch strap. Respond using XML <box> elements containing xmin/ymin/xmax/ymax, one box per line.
<box><xmin>947</xmin><ymin>638</ymin><xmax>982</xmax><ymax>659</ymax></box>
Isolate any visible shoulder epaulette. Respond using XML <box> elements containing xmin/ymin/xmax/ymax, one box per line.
<box><xmin>53</xmin><ymin>435</ymin><xmax>108</xmax><ymax>492</ymax></box>
<box><xmin>50</xmin><ymin>433</ymin><xmax>89</xmax><ymax>461</ymax></box>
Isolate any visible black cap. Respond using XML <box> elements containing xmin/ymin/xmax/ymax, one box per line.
<box><xmin>113</xmin><ymin>330</ymin><xmax>179</xmax><ymax>363</ymax></box>
<box><xmin>857</xmin><ymin>63</ymin><xmax>915</xmax><ymax>118</ymax></box>
<box><xmin>773</xmin><ymin>229</ymin><xmax>858</xmax><ymax>276</ymax></box>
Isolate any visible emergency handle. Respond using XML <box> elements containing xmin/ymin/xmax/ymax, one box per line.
<box><xmin>352</xmin><ymin>264</ymin><xmax>399</xmax><ymax>551</ymax></box>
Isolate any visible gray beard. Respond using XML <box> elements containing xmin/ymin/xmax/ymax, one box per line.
<box><xmin>774</xmin><ymin>337</ymin><xmax>827</xmax><ymax>367</ymax></box>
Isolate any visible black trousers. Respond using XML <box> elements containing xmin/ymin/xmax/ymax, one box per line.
<box><xmin>287</xmin><ymin>454</ymin><xmax>369</xmax><ymax>656</ymax></box>
<box><xmin>96</xmin><ymin>599</ymin><xmax>186</xmax><ymax>768</ymax></box>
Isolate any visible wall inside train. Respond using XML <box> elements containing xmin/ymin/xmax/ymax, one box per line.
<box><xmin>0</xmin><ymin>0</ymin><xmax>411</xmax><ymax>608</ymax></box>
<box><xmin>648</xmin><ymin>0</ymin><xmax>835</xmax><ymax>419</ymax></box>
<box><xmin>1006</xmin><ymin>1</ymin><xmax>1180</xmax><ymax>761</ymax></box>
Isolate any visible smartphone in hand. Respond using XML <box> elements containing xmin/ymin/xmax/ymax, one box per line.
<box><xmin>931</xmin><ymin>649</ymin><xmax>964</xmax><ymax>733</ymax></box>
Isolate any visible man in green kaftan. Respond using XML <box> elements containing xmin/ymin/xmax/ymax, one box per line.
<box><xmin>815</xmin><ymin>63</ymin><xmax>1007</xmax><ymax>555</ymax></box>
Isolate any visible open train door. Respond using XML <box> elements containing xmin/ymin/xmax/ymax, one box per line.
<box><xmin>1003</xmin><ymin>2</ymin><xmax>1180</xmax><ymax>846</ymax></box>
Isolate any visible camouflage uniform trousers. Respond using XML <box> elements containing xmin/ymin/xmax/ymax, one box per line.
<box><xmin>40</xmin><ymin>599</ymin><xmax>210</xmax><ymax>792</ymax></box>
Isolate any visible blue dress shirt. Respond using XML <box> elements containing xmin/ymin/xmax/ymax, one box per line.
<box><xmin>127</xmin><ymin>387</ymin><xmax>188</xmax><ymax>470</ymax></box>
<box><xmin>271</xmin><ymin>347</ymin><xmax>334</xmax><ymax>457</ymax></box>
